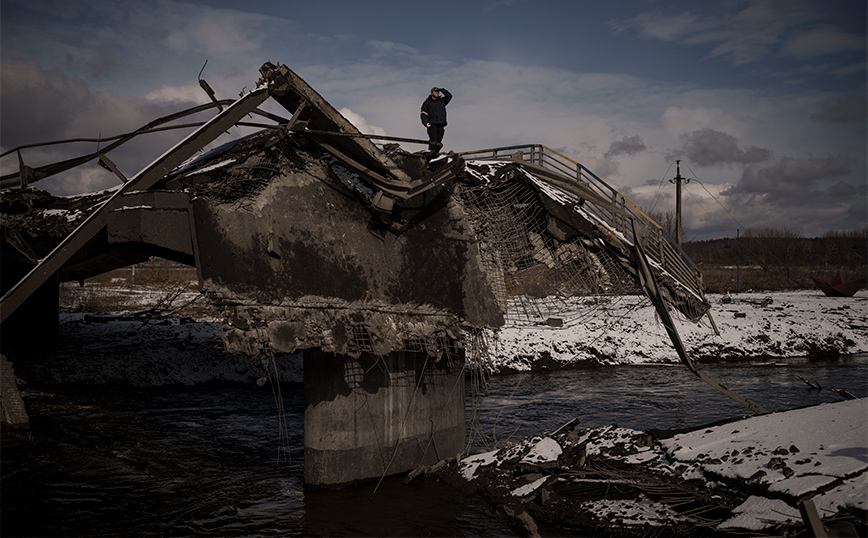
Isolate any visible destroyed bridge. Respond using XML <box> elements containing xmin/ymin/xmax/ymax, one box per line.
<box><xmin>1</xmin><ymin>62</ymin><xmax>722</xmax><ymax>486</ymax></box>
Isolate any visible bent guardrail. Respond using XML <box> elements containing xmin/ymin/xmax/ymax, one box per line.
<box><xmin>459</xmin><ymin>144</ymin><xmax>705</xmax><ymax>304</ymax></box>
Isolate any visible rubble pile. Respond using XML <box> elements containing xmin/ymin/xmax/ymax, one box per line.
<box><xmin>1</xmin><ymin>188</ymin><xmax>111</xmax><ymax>260</ymax></box>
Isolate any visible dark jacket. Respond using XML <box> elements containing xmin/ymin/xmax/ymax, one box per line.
<box><xmin>420</xmin><ymin>88</ymin><xmax>452</xmax><ymax>126</ymax></box>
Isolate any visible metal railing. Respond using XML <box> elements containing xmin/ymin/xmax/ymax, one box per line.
<box><xmin>459</xmin><ymin>144</ymin><xmax>704</xmax><ymax>301</ymax></box>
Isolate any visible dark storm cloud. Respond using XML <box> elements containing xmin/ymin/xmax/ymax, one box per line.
<box><xmin>810</xmin><ymin>94</ymin><xmax>868</xmax><ymax>124</ymax></box>
<box><xmin>1</xmin><ymin>56</ymin><xmax>93</xmax><ymax>147</ymax></box>
<box><xmin>64</xmin><ymin>50</ymin><xmax>116</xmax><ymax>79</ymax></box>
<box><xmin>845</xmin><ymin>198</ymin><xmax>867</xmax><ymax>223</ymax></box>
<box><xmin>604</xmin><ymin>135</ymin><xmax>646</xmax><ymax>158</ymax></box>
<box><xmin>722</xmin><ymin>154</ymin><xmax>853</xmax><ymax>204</ymax></box>
<box><xmin>1</xmin><ymin>57</ymin><xmax>208</xmax><ymax>195</ymax></box>
<box><xmin>668</xmin><ymin>128</ymin><xmax>772</xmax><ymax>166</ymax></box>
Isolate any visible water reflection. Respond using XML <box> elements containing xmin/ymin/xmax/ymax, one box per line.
<box><xmin>471</xmin><ymin>356</ymin><xmax>868</xmax><ymax>443</ymax></box>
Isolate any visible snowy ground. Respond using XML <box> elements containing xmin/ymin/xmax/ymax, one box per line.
<box><xmin>453</xmin><ymin>398</ymin><xmax>867</xmax><ymax>535</ymax></box>
<box><xmin>485</xmin><ymin>290</ymin><xmax>868</xmax><ymax>372</ymax></box>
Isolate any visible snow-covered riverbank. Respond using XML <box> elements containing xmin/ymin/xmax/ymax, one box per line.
<box><xmin>486</xmin><ymin>290</ymin><xmax>868</xmax><ymax>373</ymax></box>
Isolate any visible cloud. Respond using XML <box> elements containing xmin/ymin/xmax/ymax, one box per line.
<box><xmin>145</xmin><ymin>84</ymin><xmax>209</xmax><ymax>105</ymax></box>
<box><xmin>609</xmin><ymin>2</ymin><xmax>791</xmax><ymax>65</ymax></box>
<box><xmin>810</xmin><ymin>94</ymin><xmax>868</xmax><ymax>124</ymax></box>
<box><xmin>1</xmin><ymin>56</ymin><xmax>92</xmax><ymax>147</ymax></box>
<box><xmin>338</xmin><ymin>108</ymin><xmax>387</xmax><ymax>136</ymax></box>
<box><xmin>368</xmin><ymin>40</ymin><xmax>423</xmax><ymax>59</ymax></box>
<box><xmin>782</xmin><ymin>27</ymin><xmax>866</xmax><ymax>60</ymax></box>
<box><xmin>64</xmin><ymin>48</ymin><xmax>116</xmax><ymax>79</ymax></box>
<box><xmin>668</xmin><ymin>128</ymin><xmax>772</xmax><ymax>166</ymax></box>
<box><xmin>0</xmin><ymin>57</ymin><xmax>217</xmax><ymax>195</ymax></box>
<box><xmin>604</xmin><ymin>135</ymin><xmax>646</xmax><ymax>158</ymax></box>
<box><xmin>610</xmin><ymin>2</ymin><xmax>864</xmax><ymax>67</ymax></box>
<box><xmin>723</xmin><ymin>154</ymin><xmax>852</xmax><ymax>203</ymax></box>
<box><xmin>609</xmin><ymin>10</ymin><xmax>704</xmax><ymax>42</ymax></box>
<box><xmin>165</xmin><ymin>11</ymin><xmax>261</xmax><ymax>55</ymax></box>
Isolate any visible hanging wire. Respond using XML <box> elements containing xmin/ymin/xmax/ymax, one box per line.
<box><xmin>647</xmin><ymin>161</ymin><xmax>677</xmax><ymax>216</ymax></box>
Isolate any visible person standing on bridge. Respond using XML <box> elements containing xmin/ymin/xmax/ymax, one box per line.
<box><xmin>420</xmin><ymin>87</ymin><xmax>452</xmax><ymax>156</ymax></box>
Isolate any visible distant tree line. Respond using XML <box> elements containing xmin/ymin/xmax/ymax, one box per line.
<box><xmin>680</xmin><ymin>228</ymin><xmax>867</xmax><ymax>291</ymax></box>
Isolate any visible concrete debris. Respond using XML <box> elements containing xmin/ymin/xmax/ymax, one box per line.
<box><xmin>417</xmin><ymin>399</ymin><xmax>867</xmax><ymax>537</ymax></box>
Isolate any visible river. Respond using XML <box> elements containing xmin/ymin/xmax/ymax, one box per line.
<box><xmin>2</xmin><ymin>355</ymin><xmax>865</xmax><ymax>537</ymax></box>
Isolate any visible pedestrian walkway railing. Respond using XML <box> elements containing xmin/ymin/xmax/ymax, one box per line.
<box><xmin>459</xmin><ymin>144</ymin><xmax>705</xmax><ymax>303</ymax></box>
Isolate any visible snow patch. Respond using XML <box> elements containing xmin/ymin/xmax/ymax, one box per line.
<box><xmin>719</xmin><ymin>495</ymin><xmax>801</xmax><ymax>530</ymax></box>
<box><xmin>581</xmin><ymin>496</ymin><xmax>686</xmax><ymax>527</ymax></box>
<box><xmin>520</xmin><ymin>437</ymin><xmax>562</xmax><ymax>464</ymax></box>
<box><xmin>460</xmin><ymin>450</ymin><xmax>499</xmax><ymax>480</ymax></box>
<box><xmin>510</xmin><ymin>476</ymin><xmax>547</xmax><ymax>497</ymax></box>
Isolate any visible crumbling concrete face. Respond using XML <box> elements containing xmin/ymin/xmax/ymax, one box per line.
<box><xmin>185</xmin><ymin>130</ymin><xmax>503</xmax><ymax>357</ymax></box>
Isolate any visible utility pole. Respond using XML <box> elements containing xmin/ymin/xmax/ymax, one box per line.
<box><xmin>669</xmin><ymin>160</ymin><xmax>692</xmax><ymax>247</ymax></box>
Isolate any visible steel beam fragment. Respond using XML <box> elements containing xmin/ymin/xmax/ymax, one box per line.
<box><xmin>631</xmin><ymin>219</ymin><xmax>768</xmax><ymax>415</ymax></box>
<box><xmin>0</xmin><ymin>87</ymin><xmax>271</xmax><ymax>324</ymax></box>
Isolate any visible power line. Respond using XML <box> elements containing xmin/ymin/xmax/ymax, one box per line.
<box><xmin>647</xmin><ymin>161</ymin><xmax>676</xmax><ymax>215</ymax></box>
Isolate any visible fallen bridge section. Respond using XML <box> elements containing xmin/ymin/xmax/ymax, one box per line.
<box><xmin>2</xmin><ymin>61</ymin><xmax>718</xmax><ymax>487</ymax></box>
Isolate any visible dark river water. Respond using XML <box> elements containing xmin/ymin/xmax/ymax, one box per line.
<box><xmin>2</xmin><ymin>355</ymin><xmax>866</xmax><ymax>537</ymax></box>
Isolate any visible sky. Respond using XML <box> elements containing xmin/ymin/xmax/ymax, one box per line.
<box><xmin>1</xmin><ymin>0</ymin><xmax>866</xmax><ymax>240</ymax></box>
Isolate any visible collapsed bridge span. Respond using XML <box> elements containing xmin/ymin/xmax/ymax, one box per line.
<box><xmin>1</xmin><ymin>61</ymin><xmax>722</xmax><ymax>486</ymax></box>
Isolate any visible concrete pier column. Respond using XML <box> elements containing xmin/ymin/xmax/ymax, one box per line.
<box><xmin>303</xmin><ymin>347</ymin><xmax>465</xmax><ymax>487</ymax></box>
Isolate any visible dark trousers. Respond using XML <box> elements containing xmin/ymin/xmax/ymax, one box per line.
<box><xmin>427</xmin><ymin>124</ymin><xmax>445</xmax><ymax>153</ymax></box>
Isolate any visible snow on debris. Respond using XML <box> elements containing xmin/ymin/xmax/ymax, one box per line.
<box><xmin>718</xmin><ymin>495</ymin><xmax>802</xmax><ymax>530</ymax></box>
<box><xmin>43</xmin><ymin>208</ymin><xmax>84</xmax><ymax>223</ymax></box>
<box><xmin>519</xmin><ymin>436</ymin><xmax>562</xmax><ymax>464</ymax></box>
<box><xmin>448</xmin><ymin>398</ymin><xmax>867</xmax><ymax>535</ymax></box>
<box><xmin>323</xmin><ymin>155</ymin><xmax>375</xmax><ymax>202</ymax></box>
<box><xmin>661</xmin><ymin>398</ymin><xmax>867</xmax><ymax>504</ymax></box>
<box><xmin>580</xmin><ymin>496</ymin><xmax>689</xmax><ymax>527</ymax></box>
<box><xmin>813</xmin><ymin>470</ymin><xmax>868</xmax><ymax>517</ymax></box>
<box><xmin>510</xmin><ymin>475</ymin><xmax>547</xmax><ymax>497</ymax></box>
<box><xmin>460</xmin><ymin>449</ymin><xmax>499</xmax><ymax>480</ymax></box>
<box><xmin>191</xmin><ymin>157</ymin><xmax>238</xmax><ymax>174</ymax></box>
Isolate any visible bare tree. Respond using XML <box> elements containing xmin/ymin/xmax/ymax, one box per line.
<box><xmin>643</xmin><ymin>208</ymin><xmax>685</xmax><ymax>241</ymax></box>
<box><xmin>743</xmin><ymin>228</ymin><xmax>804</xmax><ymax>279</ymax></box>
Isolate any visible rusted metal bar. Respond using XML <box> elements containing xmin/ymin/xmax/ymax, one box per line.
<box><xmin>0</xmin><ymin>87</ymin><xmax>271</xmax><ymax>324</ymax></box>
<box><xmin>260</xmin><ymin>62</ymin><xmax>412</xmax><ymax>183</ymax></box>
<box><xmin>0</xmin><ymin>101</ymin><xmax>286</xmax><ymax>189</ymax></box>
<box><xmin>798</xmin><ymin>499</ymin><xmax>828</xmax><ymax>538</ymax></box>
<box><xmin>301</xmin><ymin>128</ymin><xmax>439</xmax><ymax>148</ymax></box>
<box><xmin>97</xmin><ymin>154</ymin><xmax>127</xmax><ymax>184</ymax></box>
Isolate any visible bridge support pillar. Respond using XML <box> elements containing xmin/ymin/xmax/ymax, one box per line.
<box><xmin>303</xmin><ymin>347</ymin><xmax>465</xmax><ymax>488</ymax></box>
